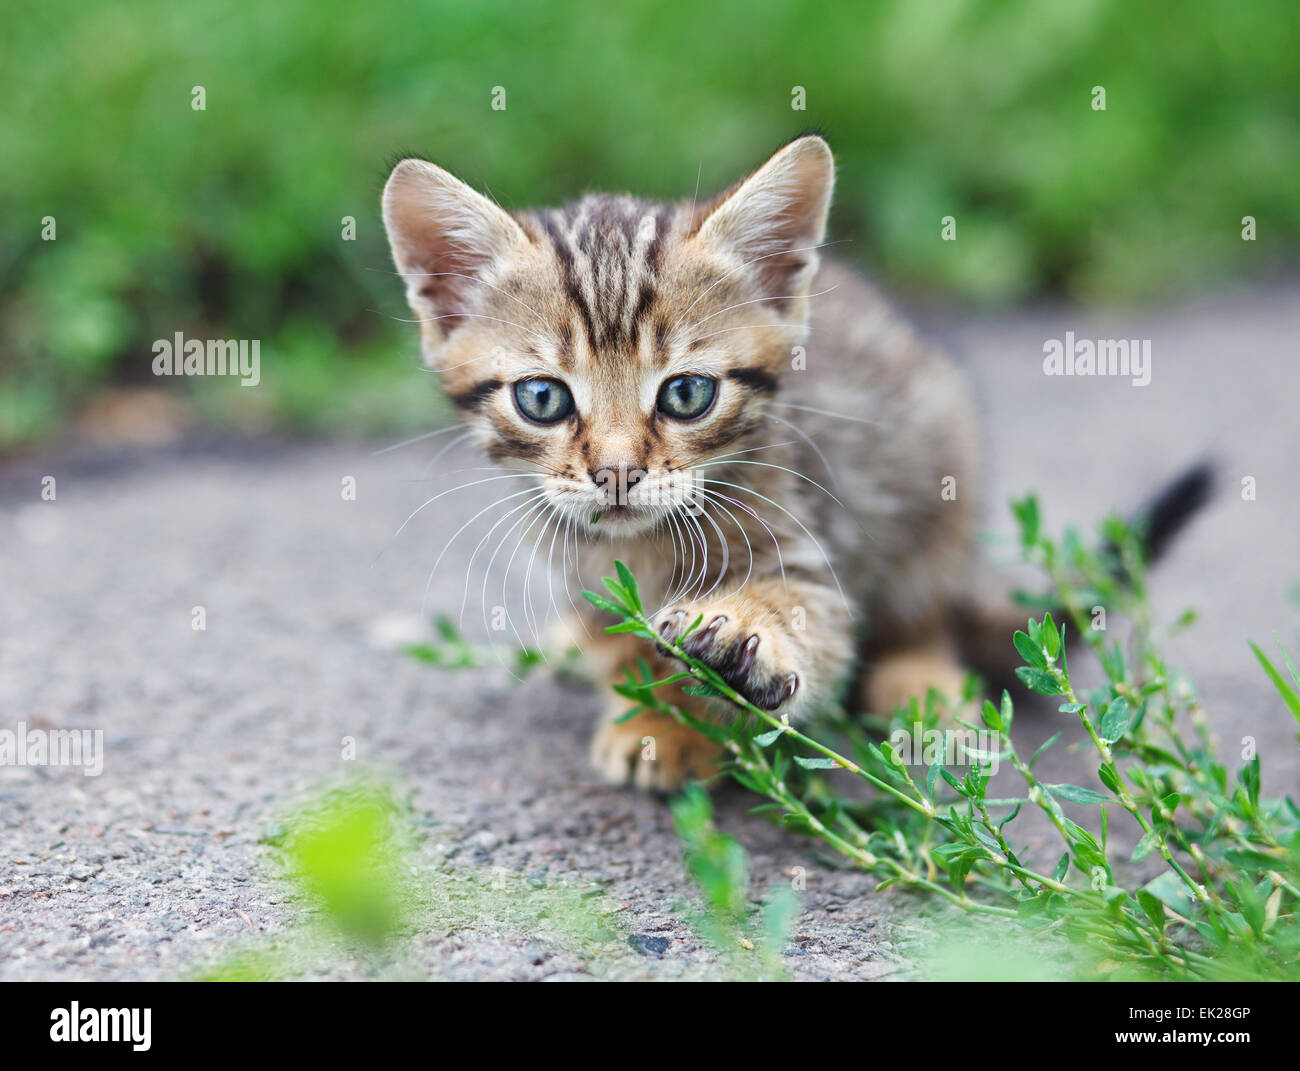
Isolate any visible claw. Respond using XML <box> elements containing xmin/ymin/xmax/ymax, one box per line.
<box><xmin>658</xmin><ymin>609</ymin><xmax>686</xmax><ymax>637</ymax></box>
<box><xmin>736</xmin><ymin>634</ymin><xmax>760</xmax><ymax>678</ymax></box>
<box><xmin>687</xmin><ymin>614</ymin><xmax>726</xmax><ymax>652</ymax></box>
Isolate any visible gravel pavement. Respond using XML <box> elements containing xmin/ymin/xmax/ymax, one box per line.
<box><xmin>2</xmin><ymin>280</ymin><xmax>1297</xmax><ymax>980</ymax></box>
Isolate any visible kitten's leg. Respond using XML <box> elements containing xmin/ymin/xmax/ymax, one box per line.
<box><xmin>583</xmin><ymin>627</ymin><xmax>727</xmax><ymax>790</ymax></box>
<box><xmin>589</xmin><ymin>701</ymin><xmax>725</xmax><ymax>790</ymax></box>
<box><xmin>862</xmin><ymin>635</ymin><xmax>970</xmax><ymax>717</ymax></box>
<box><xmin>652</xmin><ymin>577</ymin><xmax>854</xmax><ymax>721</ymax></box>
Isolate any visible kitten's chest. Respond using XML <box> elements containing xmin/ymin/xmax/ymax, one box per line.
<box><xmin>574</xmin><ymin>532</ymin><xmax>681</xmax><ymax>613</ymax></box>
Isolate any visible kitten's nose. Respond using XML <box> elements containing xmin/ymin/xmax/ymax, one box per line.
<box><xmin>590</xmin><ymin>464</ymin><xmax>646</xmax><ymax>498</ymax></box>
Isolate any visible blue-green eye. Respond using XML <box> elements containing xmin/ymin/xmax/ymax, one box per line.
<box><xmin>513</xmin><ymin>378</ymin><xmax>574</xmax><ymax>424</ymax></box>
<box><xmin>657</xmin><ymin>374</ymin><xmax>717</xmax><ymax>420</ymax></box>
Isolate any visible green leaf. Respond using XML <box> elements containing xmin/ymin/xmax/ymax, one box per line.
<box><xmin>1046</xmin><ymin>783</ymin><xmax>1111</xmax><ymax>805</ymax></box>
<box><xmin>1012</xmin><ymin>494</ymin><xmax>1040</xmax><ymax>547</ymax></box>
<box><xmin>1136</xmin><ymin>889</ymin><xmax>1167</xmax><ymax>933</ymax></box>
<box><xmin>752</xmin><ymin>728</ymin><xmax>784</xmax><ymax>747</ymax></box>
<box><xmin>1157</xmin><ymin>792</ymin><xmax>1181</xmax><ymax>818</ymax></box>
<box><xmin>793</xmin><ymin>755</ymin><xmax>839</xmax><ymax>770</ymax></box>
<box><xmin>940</xmin><ymin>768</ymin><xmax>970</xmax><ymax>797</ymax></box>
<box><xmin>403</xmin><ymin>643</ymin><xmax>442</xmax><ymax>664</ymax></box>
<box><xmin>1062</xmin><ymin>819</ymin><xmax>1100</xmax><ymax>851</ymax></box>
<box><xmin>980</xmin><ymin>699</ymin><xmax>1002</xmax><ymax>731</ymax></box>
<box><xmin>1222</xmin><ymin>847</ymin><xmax>1280</xmax><ymax>873</ymax></box>
<box><xmin>1028</xmin><ymin>732</ymin><xmax>1061</xmax><ymax>769</ymax></box>
<box><xmin>1016</xmin><ymin>667</ymin><xmax>1061</xmax><ymax>695</ymax></box>
<box><xmin>1097</xmin><ymin>762</ymin><xmax>1122</xmax><ymax>795</ymax></box>
<box><xmin>1142</xmin><ymin>871</ymin><xmax>1194</xmax><ymax>916</ymax></box>
<box><xmin>613</xmin><ymin>560</ymin><xmax>641</xmax><ymax>612</ymax></box>
<box><xmin>515</xmin><ymin>648</ymin><xmax>544</xmax><ymax>672</ymax></box>
<box><xmin>1013</xmin><ymin>630</ymin><xmax>1046</xmax><ymax>669</ymax></box>
<box><xmin>1099</xmin><ymin>642</ymin><xmax>1126</xmax><ymax>681</ymax></box>
<box><xmin>1098</xmin><ymin>696</ymin><xmax>1131</xmax><ymax>743</ymax></box>
<box><xmin>999</xmin><ymin>690</ymin><xmax>1014</xmax><ymax>731</ymax></box>
<box><xmin>582</xmin><ymin>590</ymin><xmax>627</xmax><ymax>617</ymax></box>
<box><xmin>601</xmin><ymin>576</ymin><xmax>633</xmax><ymax>608</ymax></box>
<box><xmin>925</xmin><ymin>762</ymin><xmax>942</xmax><ymax>801</ymax></box>
<box><xmin>1042</xmin><ymin>613</ymin><xmax>1060</xmax><ymax>659</ymax></box>
<box><xmin>1052</xmin><ymin>852</ymin><xmax>1069</xmax><ymax>883</ymax></box>
<box><xmin>1250</xmin><ymin>640</ymin><xmax>1300</xmax><ymax>725</ymax></box>
<box><xmin>879</xmin><ymin>742</ymin><xmax>905</xmax><ymax>770</ymax></box>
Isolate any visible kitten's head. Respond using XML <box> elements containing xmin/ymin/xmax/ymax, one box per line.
<box><xmin>382</xmin><ymin>136</ymin><xmax>834</xmax><ymax>537</ymax></box>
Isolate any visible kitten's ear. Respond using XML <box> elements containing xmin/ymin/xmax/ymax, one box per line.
<box><xmin>382</xmin><ymin>158</ymin><xmax>528</xmax><ymax>336</ymax></box>
<box><xmin>693</xmin><ymin>135</ymin><xmax>834</xmax><ymax>306</ymax></box>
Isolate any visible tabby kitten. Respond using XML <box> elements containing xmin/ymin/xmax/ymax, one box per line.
<box><xmin>383</xmin><ymin>136</ymin><xmax>980</xmax><ymax>789</ymax></box>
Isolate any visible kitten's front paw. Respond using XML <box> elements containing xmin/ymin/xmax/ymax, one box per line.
<box><xmin>654</xmin><ymin>604</ymin><xmax>801</xmax><ymax>712</ymax></box>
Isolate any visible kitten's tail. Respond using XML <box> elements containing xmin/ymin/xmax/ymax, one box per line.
<box><xmin>955</xmin><ymin>461</ymin><xmax>1215</xmax><ymax>682</ymax></box>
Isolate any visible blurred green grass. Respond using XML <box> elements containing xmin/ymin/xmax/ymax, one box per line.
<box><xmin>1</xmin><ymin>0</ymin><xmax>1297</xmax><ymax>446</ymax></box>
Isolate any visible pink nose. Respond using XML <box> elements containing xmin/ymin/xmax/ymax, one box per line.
<box><xmin>590</xmin><ymin>464</ymin><xmax>646</xmax><ymax>503</ymax></box>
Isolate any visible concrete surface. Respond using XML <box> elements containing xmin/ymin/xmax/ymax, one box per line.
<box><xmin>1</xmin><ymin>280</ymin><xmax>1297</xmax><ymax>980</ymax></box>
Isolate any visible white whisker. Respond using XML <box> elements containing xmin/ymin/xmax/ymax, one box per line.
<box><xmin>419</xmin><ymin>485</ymin><xmax>543</xmax><ymax>618</ymax></box>
<box><xmin>762</xmin><ymin>412</ymin><xmax>838</xmax><ymax>486</ymax></box>
<box><xmin>686</xmin><ymin>322</ymin><xmax>807</xmax><ymax>343</ymax></box>
<box><xmin>480</xmin><ymin>496</ymin><xmax>551</xmax><ymax>644</ymax></box>
<box><xmin>377</xmin><ymin>268</ymin><xmax>549</xmax><ymax>328</ymax></box>
<box><xmin>767</xmin><ymin>400</ymin><xmax>881</xmax><ymax>427</ymax></box>
<box><xmin>459</xmin><ymin>491</ymin><xmax>550</xmax><ymax>628</ymax></box>
<box><xmin>699</xmin><ymin>478</ymin><xmax>851</xmax><ymax>615</ymax></box>
<box><xmin>422</xmin><ymin>430</ymin><xmax>475</xmax><ymax>477</ymax></box>
<box><xmin>695</xmin><ymin>485</ymin><xmax>786</xmax><ymax>588</ymax></box>
<box><xmin>371</xmin><ymin>424</ymin><xmax>463</xmax><ymax>457</ymax></box>
<box><xmin>696</xmin><ymin>440</ymin><xmax>796</xmax><ymax>466</ymax></box>
<box><xmin>679</xmin><ymin>284</ymin><xmax>839</xmax><ymax>336</ymax></box>
<box><xmin>694</xmin><ymin>458</ymin><xmax>845</xmax><ymax>508</ymax></box>
<box><xmin>669</xmin><ymin>240</ymin><xmax>839</xmax><ymax>336</ymax></box>
<box><xmin>391</xmin><ymin>472</ymin><xmax>541</xmax><ymax>543</ymax></box>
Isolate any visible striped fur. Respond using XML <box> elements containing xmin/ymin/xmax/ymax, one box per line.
<box><xmin>383</xmin><ymin>136</ymin><xmax>983</xmax><ymax>789</ymax></box>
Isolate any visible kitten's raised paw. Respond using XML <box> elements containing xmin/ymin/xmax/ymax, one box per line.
<box><xmin>590</xmin><ymin>714</ymin><xmax>722</xmax><ymax>791</ymax></box>
<box><xmin>654</xmin><ymin>605</ymin><xmax>801</xmax><ymax>712</ymax></box>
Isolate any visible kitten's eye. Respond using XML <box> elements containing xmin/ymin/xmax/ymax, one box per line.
<box><xmin>513</xmin><ymin>378</ymin><xmax>574</xmax><ymax>424</ymax></box>
<box><xmin>657</xmin><ymin>374</ymin><xmax>717</xmax><ymax>421</ymax></box>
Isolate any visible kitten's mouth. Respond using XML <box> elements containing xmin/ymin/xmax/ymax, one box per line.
<box><xmin>586</xmin><ymin>502</ymin><xmax>661</xmax><ymax>535</ymax></box>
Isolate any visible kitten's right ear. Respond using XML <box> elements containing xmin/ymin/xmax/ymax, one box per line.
<box><xmin>692</xmin><ymin>135</ymin><xmax>834</xmax><ymax>307</ymax></box>
<box><xmin>382</xmin><ymin>158</ymin><xmax>528</xmax><ymax>338</ymax></box>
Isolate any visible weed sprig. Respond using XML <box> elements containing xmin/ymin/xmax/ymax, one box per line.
<box><xmin>578</xmin><ymin>503</ymin><xmax>1300</xmax><ymax>979</ymax></box>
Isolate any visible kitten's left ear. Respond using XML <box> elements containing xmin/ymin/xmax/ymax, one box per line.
<box><xmin>693</xmin><ymin>135</ymin><xmax>835</xmax><ymax>306</ymax></box>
